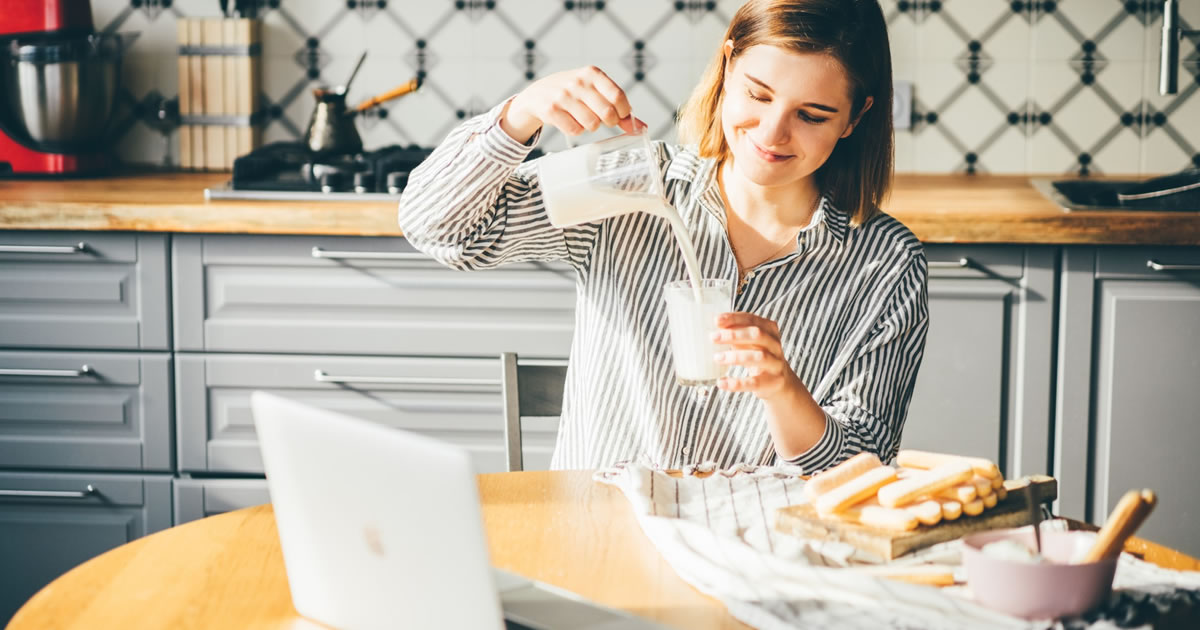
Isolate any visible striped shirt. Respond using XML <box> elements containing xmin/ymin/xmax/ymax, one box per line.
<box><xmin>398</xmin><ymin>101</ymin><xmax>929</xmax><ymax>473</ymax></box>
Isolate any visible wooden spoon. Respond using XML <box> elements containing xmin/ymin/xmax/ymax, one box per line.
<box><xmin>1081</xmin><ymin>489</ymin><xmax>1157</xmax><ymax>563</ymax></box>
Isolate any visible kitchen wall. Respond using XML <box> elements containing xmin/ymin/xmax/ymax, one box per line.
<box><xmin>99</xmin><ymin>0</ymin><xmax>1199</xmax><ymax>175</ymax></box>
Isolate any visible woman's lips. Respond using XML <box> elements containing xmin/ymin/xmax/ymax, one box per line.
<box><xmin>748</xmin><ymin>138</ymin><xmax>793</xmax><ymax>163</ymax></box>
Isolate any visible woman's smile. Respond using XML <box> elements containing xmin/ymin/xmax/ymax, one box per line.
<box><xmin>747</xmin><ymin>137</ymin><xmax>794</xmax><ymax>163</ymax></box>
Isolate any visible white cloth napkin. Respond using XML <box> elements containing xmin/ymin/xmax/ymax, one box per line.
<box><xmin>594</xmin><ymin>463</ymin><xmax>1200</xmax><ymax>630</ymax></box>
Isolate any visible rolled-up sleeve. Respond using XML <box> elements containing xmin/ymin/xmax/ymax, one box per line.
<box><xmin>787</xmin><ymin>254</ymin><xmax>930</xmax><ymax>473</ymax></box>
<box><xmin>396</xmin><ymin>98</ymin><xmax>599</xmax><ymax>273</ymax></box>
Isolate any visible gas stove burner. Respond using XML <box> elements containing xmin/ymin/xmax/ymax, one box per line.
<box><xmin>230</xmin><ymin>142</ymin><xmax>433</xmax><ymax>196</ymax></box>
<box><xmin>208</xmin><ymin>141</ymin><xmax>544</xmax><ymax>202</ymax></box>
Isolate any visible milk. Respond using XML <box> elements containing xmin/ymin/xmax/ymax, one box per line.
<box><xmin>664</xmin><ymin>281</ymin><xmax>732</xmax><ymax>386</ymax></box>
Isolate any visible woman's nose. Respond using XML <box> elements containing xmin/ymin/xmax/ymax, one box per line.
<box><xmin>759</xmin><ymin>110</ymin><xmax>791</xmax><ymax>146</ymax></box>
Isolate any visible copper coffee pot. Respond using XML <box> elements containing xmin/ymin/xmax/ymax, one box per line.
<box><xmin>304</xmin><ymin>53</ymin><xmax>421</xmax><ymax>156</ymax></box>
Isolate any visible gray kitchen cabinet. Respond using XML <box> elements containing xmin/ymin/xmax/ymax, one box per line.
<box><xmin>172</xmin><ymin>234</ymin><xmax>575</xmax><ymax>359</ymax></box>
<box><xmin>0</xmin><ymin>471</ymin><xmax>172</xmax><ymax>625</ymax></box>
<box><xmin>901</xmin><ymin>246</ymin><xmax>1056</xmax><ymax>481</ymax></box>
<box><xmin>173</xmin><ymin>478</ymin><xmax>270</xmax><ymax>525</ymax></box>
<box><xmin>0</xmin><ymin>231</ymin><xmax>169</xmax><ymax>350</ymax></box>
<box><xmin>1056</xmin><ymin>246</ymin><xmax>1200</xmax><ymax>557</ymax></box>
<box><xmin>174</xmin><ymin>353</ymin><xmax>557</xmax><ymax>475</ymax></box>
<box><xmin>0</xmin><ymin>351</ymin><xmax>173</xmax><ymax>471</ymax></box>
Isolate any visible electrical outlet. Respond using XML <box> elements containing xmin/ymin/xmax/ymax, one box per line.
<box><xmin>893</xmin><ymin>80</ymin><xmax>912</xmax><ymax>130</ymax></box>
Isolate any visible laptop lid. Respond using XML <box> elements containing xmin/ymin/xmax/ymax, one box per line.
<box><xmin>250</xmin><ymin>391</ymin><xmax>505</xmax><ymax>630</ymax></box>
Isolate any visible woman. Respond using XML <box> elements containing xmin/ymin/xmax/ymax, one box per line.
<box><xmin>398</xmin><ymin>0</ymin><xmax>928</xmax><ymax>473</ymax></box>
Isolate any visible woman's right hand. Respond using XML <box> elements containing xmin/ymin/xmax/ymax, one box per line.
<box><xmin>501</xmin><ymin>66</ymin><xmax>645</xmax><ymax>144</ymax></box>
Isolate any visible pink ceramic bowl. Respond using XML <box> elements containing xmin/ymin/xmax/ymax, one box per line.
<box><xmin>962</xmin><ymin>529</ymin><xmax>1118</xmax><ymax>620</ymax></box>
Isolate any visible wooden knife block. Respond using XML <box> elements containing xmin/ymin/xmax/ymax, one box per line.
<box><xmin>177</xmin><ymin>17</ymin><xmax>261</xmax><ymax>171</ymax></box>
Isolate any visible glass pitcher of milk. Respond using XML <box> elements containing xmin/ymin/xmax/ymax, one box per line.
<box><xmin>536</xmin><ymin>130</ymin><xmax>671</xmax><ymax>227</ymax></box>
<box><xmin>537</xmin><ymin>130</ymin><xmax>707</xmax><ymax>302</ymax></box>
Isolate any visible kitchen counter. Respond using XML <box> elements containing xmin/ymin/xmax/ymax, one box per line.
<box><xmin>1</xmin><ymin>171</ymin><xmax>1197</xmax><ymax>245</ymax></box>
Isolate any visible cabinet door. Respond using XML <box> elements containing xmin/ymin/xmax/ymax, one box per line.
<box><xmin>0</xmin><ymin>351</ymin><xmax>173</xmax><ymax>471</ymax></box>
<box><xmin>1092</xmin><ymin>271</ymin><xmax>1200</xmax><ymax>557</ymax></box>
<box><xmin>172</xmin><ymin>234</ymin><xmax>576</xmax><ymax>358</ymax></box>
<box><xmin>0</xmin><ymin>232</ymin><xmax>169</xmax><ymax>350</ymax></box>
<box><xmin>901</xmin><ymin>246</ymin><xmax>1056</xmax><ymax>478</ymax></box>
<box><xmin>173</xmin><ymin>478</ymin><xmax>270</xmax><ymax>525</ymax></box>
<box><xmin>175</xmin><ymin>353</ymin><xmax>543</xmax><ymax>474</ymax></box>
<box><xmin>0</xmin><ymin>472</ymin><xmax>172</xmax><ymax>625</ymax></box>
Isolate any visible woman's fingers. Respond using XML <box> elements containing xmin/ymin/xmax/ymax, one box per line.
<box><xmin>717</xmin><ymin>312</ymin><xmax>780</xmax><ymax>336</ymax></box>
<box><xmin>714</xmin><ymin>348</ymin><xmax>772</xmax><ymax>369</ymax></box>
<box><xmin>586</xmin><ymin>66</ymin><xmax>632</xmax><ymax>121</ymax></box>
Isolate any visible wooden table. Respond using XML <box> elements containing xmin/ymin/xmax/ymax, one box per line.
<box><xmin>9</xmin><ymin>471</ymin><xmax>1198</xmax><ymax>630</ymax></box>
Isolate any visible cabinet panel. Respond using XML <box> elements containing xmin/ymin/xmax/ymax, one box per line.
<box><xmin>173</xmin><ymin>478</ymin><xmax>270</xmax><ymax>525</ymax></box>
<box><xmin>176</xmin><ymin>353</ymin><xmax>554</xmax><ymax>475</ymax></box>
<box><xmin>0</xmin><ymin>472</ymin><xmax>171</xmax><ymax>625</ymax></box>
<box><xmin>1093</xmin><ymin>279</ymin><xmax>1200</xmax><ymax>557</ymax></box>
<box><xmin>173</xmin><ymin>234</ymin><xmax>576</xmax><ymax>358</ymax></box>
<box><xmin>0</xmin><ymin>232</ymin><xmax>169</xmax><ymax>350</ymax></box>
<box><xmin>902</xmin><ymin>247</ymin><xmax>1056</xmax><ymax>480</ymax></box>
<box><xmin>902</xmin><ymin>281</ymin><xmax>1011</xmax><ymax>465</ymax></box>
<box><xmin>0</xmin><ymin>351</ymin><xmax>173</xmax><ymax>471</ymax></box>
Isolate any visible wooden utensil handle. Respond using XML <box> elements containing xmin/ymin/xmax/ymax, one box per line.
<box><xmin>1082</xmin><ymin>489</ymin><xmax>1157</xmax><ymax>562</ymax></box>
<box><xmin>351</xmin><ymin>77</ymin><xmax>421</xmax><ymax>113</ymax></box>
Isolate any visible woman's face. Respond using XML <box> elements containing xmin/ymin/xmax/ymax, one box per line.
<box><xmin>720</xmin><ymin>43</ymin><xmax>869</xmax><ymax>190</ymax></box>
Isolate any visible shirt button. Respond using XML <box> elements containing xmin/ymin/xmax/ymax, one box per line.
<box><xmin>681</xmin><ymin>447</ymin><xmax>691</xmax><ymax>456</ymax></box>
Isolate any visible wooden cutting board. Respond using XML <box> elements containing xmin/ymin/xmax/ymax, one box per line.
<box><xmin>774</xmin><ymin>475</ymin><xmax>1058</xmax><ymax>560</ymax></box>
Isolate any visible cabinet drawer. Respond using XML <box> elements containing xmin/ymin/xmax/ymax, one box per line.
<box><xmin>175</xmin><ymin>353</ymin><xmax>557</xmax><ymax>474</ymax></box>
<box><xmin>1096</xmin><ymin>246</ymin><xmax>1200</xmax><ymax>279</ymax></box>
<box><xmin>0</xmin><ymin>351</ymin><xmax>172</xmax><ymax>471</ymax></box>
<box><xmin>172</xmin><ymin>234</ymin><xmax>575</xmax><ymax>358</ymax></box>
<box><xmin>173</xmin><ymin>478</ymin><xmax>269</xmax><ymax>525</ymax></box>
<box><xmin>0</xmin><ymin>231</ymin><xmax>169</xmax><ymax>350</ymax></box>
<box><xmin>924</xmin><ymin>245</ymin><xmax>1025</xmax><ymax>279</ymax></box>
<box><xmin>0</xmin><ymin>472</ymin><xmax>172</xmax><ymax>624</ymax></box>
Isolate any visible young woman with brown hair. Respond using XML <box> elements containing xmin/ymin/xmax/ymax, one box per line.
<box><xmin>398</xmin><ymin>0</ymin><xmax>928</xmax><ymax>473</ymax></box>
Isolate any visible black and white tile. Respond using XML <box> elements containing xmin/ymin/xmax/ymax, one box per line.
<box><xmin>94</xmin><ymin>0</ymin><xmax>1199</xmax><ymax>175</ymax></box>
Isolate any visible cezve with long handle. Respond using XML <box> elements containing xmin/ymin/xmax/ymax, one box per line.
<box><xmin>1081</xmin><ymin>489</ymin><xmax>1157</xmax><ymax>562</ymax></box>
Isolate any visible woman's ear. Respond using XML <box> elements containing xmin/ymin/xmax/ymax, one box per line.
<box><xmin>841</xmin><ymin>96</ymin><xmax>875</xmax><ymax>139</ymax></box>
<box><xmin>722</xmin><ymin>39</ymin><xmax>734</xmax><ymax>79</ymax></box>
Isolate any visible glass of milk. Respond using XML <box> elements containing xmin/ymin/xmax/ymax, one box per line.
<box><xmin>663</xmin><ymin>279</ymin><xmax>733</xmax><ymax>387</ymax></box>
<box><xmin>536</xmin><ymin>130</ymin><xmax>667</xmax><ymax>227</ymax></box>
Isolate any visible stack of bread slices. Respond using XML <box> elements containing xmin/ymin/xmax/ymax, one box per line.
<box><xmin>803</xmin><ymin>450</ymin><xmax>1007</xmax><ymax>532</ymax></box>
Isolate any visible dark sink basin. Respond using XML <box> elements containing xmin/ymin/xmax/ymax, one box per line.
<box><xmin>1031</xmin><ymin>168</ymin><xmax>1200</xmax><ymax>211</ymax></box>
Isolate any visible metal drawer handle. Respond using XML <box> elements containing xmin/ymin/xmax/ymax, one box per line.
<box><xmin>0</xmin><ymin>365</ymin><xmax>93</xmax><ymax>378</ymax></box>
<box><xmin>0</xmin><ymin>484</ymin><xmax>96</xmax><ymax>499</ymax></box>
<box><xmin>311</xmin><ymin>247</ymin><xmax>426</xmax><ymax>261</ymax></box>
<box><xmin>314</xmin><ymin>369</ymin><xmax>499</xmax><ymax>387</ymax></box>
<box><xmin>928</xmin><ymin>257</ymin><xmax>971</xmax><ymax>268</ymax></box>
<box><xmin>0</xmin><ymin>242</ymin><xmax>88</xmax><ymax>254</ymax></box>
<box><xmin>1147</xmin><ymin>259</ymin><xmax>1200</xmax><ymax>272</ymax></box>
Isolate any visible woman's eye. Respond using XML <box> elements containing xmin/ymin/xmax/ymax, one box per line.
<box><xmin>747</xmin><ymin>89</ymin><xmax>769</xmax><ymax>102</ymax></box>
<box><xmin>798</xmin><ymin>110</ymin><xmax>829</xmax><ymax>124</ymax></box>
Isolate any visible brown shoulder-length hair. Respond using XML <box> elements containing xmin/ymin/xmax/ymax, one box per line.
<box><xmin>677</xmin><ymin>0</ymin><xmax>894</xmax><ymax>226</ymax></box>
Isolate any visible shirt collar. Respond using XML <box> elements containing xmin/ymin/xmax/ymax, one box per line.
<box><xmin>687</xmin><ymin>154</ymin><xmax>850</xmax><ymax>244</ymax></box>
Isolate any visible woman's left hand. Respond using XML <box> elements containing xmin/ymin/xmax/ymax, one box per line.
<box><xmin>711</xmin><ymin>312</ymin><xmax>802</xmax><ymax>399</ymax></box>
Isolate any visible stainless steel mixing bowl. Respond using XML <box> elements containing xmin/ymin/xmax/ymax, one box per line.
<box><xmin>4</xmin><ymin>33</ymin><xmax>130</xmax><ymax>147</ymax></box>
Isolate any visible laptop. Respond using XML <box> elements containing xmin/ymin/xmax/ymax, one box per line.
<box><xmin>250</xmin><ymin>391</ymin><xmax>669</xmax><ymax>630</ymax></box>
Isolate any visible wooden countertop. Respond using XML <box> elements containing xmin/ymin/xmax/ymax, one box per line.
<box><xmin>1</xmin><ymin>171</ymin><xmax>1197</xmax><ymax>245</ymax></box>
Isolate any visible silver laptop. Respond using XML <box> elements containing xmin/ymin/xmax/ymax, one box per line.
<box><xmin>250</xmin><ymin>391</ymin><xmax>668</xmax><ymax>630</ymax></box>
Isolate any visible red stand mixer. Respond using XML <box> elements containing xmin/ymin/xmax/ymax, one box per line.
<box><xmin>0</xmin><ymin>0</ymin><xmax>133</xmax><ymax>175</ymax></box>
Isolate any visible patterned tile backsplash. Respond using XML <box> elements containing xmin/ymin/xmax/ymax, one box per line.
<box><xmin>98</xmin><ymin>0</ymin><xmax>1199</xmax><ymax>175</ymax></box>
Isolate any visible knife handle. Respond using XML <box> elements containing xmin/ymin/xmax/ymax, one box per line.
<box><xmin>1081</xmin><ymin>489</ymin><xmax>1157</xmax><ymax>563</ymax></box>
